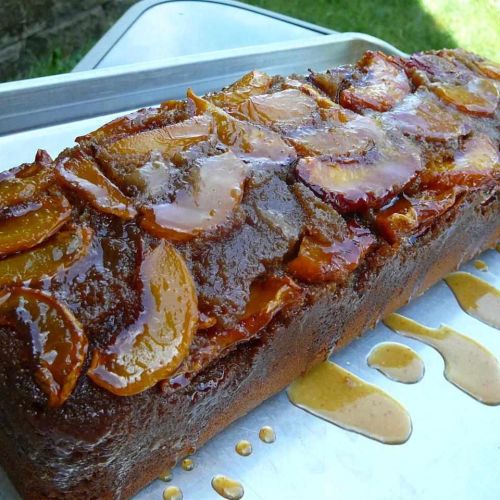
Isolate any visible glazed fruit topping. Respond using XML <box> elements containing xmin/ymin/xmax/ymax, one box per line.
<box><xmin>295</xmin><ymin>127</ymin><xmax>422</xmax><ymax>213</ymax></box>
<box><xmin>374</xmin><ymin>189</ymin><xmax>460</xmax><ymax>244</ymax></box>
<box><xmin>234</xmin><ymin>88</ymin><xmax>319</xmax><ymax>128</ymax></box>
<box><xmin>170</xmin><ymin>275</ymin><xmax>302</xmax><ymax>381</ymax></box>
<box><xmin>0</xmin><ymin>194</ymin><xmax>72</xmax><ymax>256</ymax></box>
<box><xmin>420</xmin><ymin>133</ymin><xmax>499</xmax><ymax>190</ymax></box>
<box><xmin>340</xmin><ymin>51</ymin><xmax>411</xmax><ymax>112</ymax></box>
<box><xmin>0</xmin><ymin>287</ymin><xmax>88</xmax><ymax>406</ymax></box>
<box><xmin>56</xmin><ymin>150</ymin><xmax>137</xmax><ymax>219</ymax></box>
<box><xmin>101</xmin><ymin>114</ymin><xmax>212</xmax><ymax>158</ymax></box>
<box><xmin>288</xmin><ymin>221</ymin><xmax>375</xmax><ymax>283</ymax></box>
<box><xmin>209</xmin><ymin>70</ymin><xmax>273</xmax><ymax>109</ymax></box>
<box><xmin>0</xmin><ymin>150</ymin><xmax>55</xmax><ymax>208</ymax></box>
<box><xmin>430</xmin><ymin>78</ymin><xmax>498</xmax><ymax>116</ymax></box>
<box><xmin>381</xmin><ymin>91</ymin><xmax>470</xmax><ymax>141</ymax></box>
<box><xmin>188</xmin><ymin>89</ymin><xmax>296</xmax><ymax>162</ymax></box>
<box><xmin>88</xmin><ymin>241</ymin><xmax>198</xmax><ymax>396</ymax></box>
<box><xmin>0</xmin><ymin>226</ymin><xmax>93</xmax><ymax>287</ymax></box>
<box><xmin>139</xmin><ymin>152</ymin><xmax>247</xmax><ymax>241</ymax></box>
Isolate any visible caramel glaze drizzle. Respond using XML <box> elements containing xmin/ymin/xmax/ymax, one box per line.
<box><xmin>288</xmin><ymin>361</ymin><xmax>412</xmax><ymax>444</ymax></box>
<box><xmin>384</xmin><ymin>313</ymin><xmax>500</xmax><ymax>405</ymax></box>
<box><xmin>444</xmin><ymin>272</ymin><xmax>500</xmax><ymax>329</ymax></box>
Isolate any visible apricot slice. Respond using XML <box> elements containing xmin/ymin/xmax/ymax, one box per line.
<box><xmin>420</xmin><ymin>133</ymin><xmax>499</xmax><ymax>190</ymax></box>
<box><xmin>56</xmin><ymin>150</ymin><xmax>137</xmax><ymax>220</ymax></box>
<box><xmin>382</xmin><ymin>91</ymin><xmax>470</xmax><ymax>141</ymax></box>
<box><xmin>295</xmin><ymin>138</ymin><xmax>422</xmax><ymax>213</ymax></box>
<box><xmin>140</xmin><ymin>152</ymin><xmax>247</xmax><ymax>241</ymax></box>
<box><xmin>0</xmin><ymin>195</ymin><xmax>72</xmax><ymax>256</ymax></box>
<box><xmin>288</xmin><ymin>221</ymin><xmax>375</xmax><ymax>283</ymax></box>
<box><xmin>235</xmin><ymin>89</ymin><xmax>319</xmax><ymax>127</ymax></box>
<box><xmin>340</xmin><ymin>51</ymin><xmax>411</xmax><ymax>112</ymax></box>
<box><xmin>88</xmin><ymin>240</ymin><xmax>198</xmax><ymax>396</ymax></box>
<box><xmin>170</xmin><ymin>275</ymin><xmax>302</xmax><ymax>381</ymax></box>
<box><xmin>0</xmin><ymin>150</ymin><xmax>54</xmax><ymax>207</ymax></box>
<box><xmin>374</xmin><ymin>189</ymin><xmax>460</xmax><ymax>244</ymax></box>
<box><xmin>209</xmin><ymin>70</ymin><xmax>273</xmax><ymax>109</ymax></box>
<box><xmin>0</xmin><ymin>287</ymin><xmax>87</xmax><ymax>406</ymax></box>
<box><xmin>188</xmin><ymin>89</ymin><xmax>296</xmax><ymax>162</ymax></box>
<box><xmin>430</xmin><ymin>78</ymin><xmax>498</xmax><ymax>116</ymax></box>
<box><xmin>0</xmin><ymin>226</ymin><xmax>93</xmax><ymax>287</ymax></box>
<box><xmin>102</xmin><ymin>114</ymin><xmax>212</xmax><ymax>157</ymax></box>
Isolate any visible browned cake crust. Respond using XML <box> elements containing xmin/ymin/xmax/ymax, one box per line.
<box><xmin>0</xmin><ymin>48</ymin><xmax>499</xmax><ymax>499</ymax></box>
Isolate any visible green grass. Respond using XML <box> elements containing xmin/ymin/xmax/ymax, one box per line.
<box><xmin>19</xmin><ymin>0</ymin><xmax>500</xmax><ymax>79</ymax></box>
<box><xmin>244</xmin><ymin>0</ymin><xmax>500</xmax><ymax>59</ymax></box>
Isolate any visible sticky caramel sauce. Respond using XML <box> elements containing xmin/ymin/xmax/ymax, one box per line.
<box><xmin>235</xmin><ymin>440</ymin><xmax>252</xmax><ymax>456</ymax></box>
<box><xmin>163</xmin><ymin>485</ymin><xmax>183</xmax><ymax>500</ymax></box>
<box><xmin>384</xmin><ymin>313</ymin><xmax>500</xmax><ymax>405</ymax></box>
<box><xmin>211</xmin><ymin>474</ymin><xmax>245</xmax><ymax>500</ymax></box>
<box><xmin>258</xmin><ymin>426</ymin><xmax>276</xmax><ymax>444</ymax></box>
<box><xmin>367</xmin><ymin>342</ymin><xmax>424</xmax><ymax>383</ymax></box>
<box><xmin>287</xmin><ymin>361</ymin><xmax>412</xmax><ymax>444</ymax></box>
<box><xmin>473</xmin><ymin>260</ymin><xmax>488</xmax><ymax>271</ymax></box>
<box><xmin>444</xmin><ymin>272</ymin><xmax>500</xmax><ymax>329</ymax></box>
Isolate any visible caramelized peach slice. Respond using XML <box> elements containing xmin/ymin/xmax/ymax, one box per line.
<box><xmin>169</xmin><ymin>275</ymin><xmax>302</xmax><ymax>382</ymax></box>
<box><xmin>382</xmin><ymin>92</ymin><xmax>470</xmax><ymax>141</ymax></box>
<box><xmin>88</xmin><ymin>241</ymin><xmax>198</xmax><ymax>396</ymax></box>
<box><xmin>288</xmin><ymin>221</ymin><xmax>375</xmax><ymax>283</ymax></box>
<box><xmin>420</xmin><ymin>133</ymin><xmax>499</xmax><ymax>190</ymax></box>
<box><xmin>0</xmin><ymin>287</ymin><xmax>87</xmax><ymax>406</ymax></box>
<box><xmin>102</xmin><ymin>114</ymin><xmax>212</xmax><ymax>157</ymax></box>
<box><xmin>140</xmin><ymin>152</ymin><xmax>247</xmax><ymax>241</ymax></box>
<box><xmin>56</xmin><ymin>150</ymin><xmax>137</xmax><ymax>219</ymax></box>
<box><xmin>340</xmin><ymin>51</ymin><xmax>411</xmax><ymax>112</ymax></box>
<box><xmin>209</xmin><ymin>71</ymin><xmax>273</xmax><ymax>109</ymax></box>
<box><xmin>0</xmin><ymin>195</ymin><xmax>72</xmax><ymax>256</ymax></box>
<box><xmin>295</xmin><ymin>136</ymin><xmax>422</xmax><ymax>213</ymax></box>
<box><xmin>0</xmin><ymin>226</ymin><xmax>92</xmax><ymax>287</ymax></box>
<box><xmin>430</xmin><ymin>78</ymin><xmax>498</xmax><ymax>116</ymax></box>
<box><xmin>235</xmin><ymin>89</ymin><xmax>319</xmax><ymax>127</ymax></box>
<box><xmin>374</xmin><ymin>189</ymin><xmax>460</xmax><ymax>244</ymax></box>
<box><xmin>475</xmin><ymin>60</ymin><xmax>500</xmax><ymax>80</ymax></box>
<box><xmin>0</xmin><ymin>150</ymin><xmax>54</xmax><ymax>207</ymax></box>
<box><xmin>188</xmin><ymin>89</ymin><xmax>296</xmax><ymax>162</ymax></box>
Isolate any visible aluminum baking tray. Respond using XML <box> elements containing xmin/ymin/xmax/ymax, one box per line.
<box><xmin>0</xmin><ymin>33</ymin><xmax>498</xmax><ymax>500</ymax></box>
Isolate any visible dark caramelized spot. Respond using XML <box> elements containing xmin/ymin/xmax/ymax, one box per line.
<box><xmin>56</xmin><ymin>149</ymin><xmax>137</xmax><ymax>220</ymax></box>
<box><xmin>0</xmin><ymin>226</ymin><xmax>93</xmax><ymax>287</ymax></box>
<box><xmin>88</xmin><ymin>241</ymin><xmax>198</xmax><ymax>396</ymax></box>
<box><xmin>139</xmin><ymin>152</ymin><xmax>247</xmax><ymax>241</ymax></box>
<box><xmin>430</xmin><ymin>78</ymin><xmax>498</xmax><ymax>116</ymax></box>
<box><xmin>420</xmin><ymin>133</ymin><xmax>499</xmax><ymax>190</ymax></box>
<box><xmin>0</xmin><ymin>194</ymin><xmax>72</xmax><ymax>256</ymax></box>
<box><xmin>374</xmin><ymin>189</ymin><xmax>460</xmax><ymax>244</ymax></box>
<box><xmin>288</xmin><ymin>221</ymin><xmax>375</xmax><ymax>283</ymax></box>
<box><xmin>340</xmin><ymin>51</ymin><xmax>411</xmax><ymax>112</ymax></box>
<box><xmin>0</xmin><ymin>287</ymin><xmax>88</xmax><ymax>406</ymax></box>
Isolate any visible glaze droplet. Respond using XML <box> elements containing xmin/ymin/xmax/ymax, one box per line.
<box><xmin>181</xmin><ymin>458</ymin><xmax>193</xmax><ymax>471</ymax></box>
<box><xmin>158</xmin><ymin>468</ymin><xmax>172</xmax><ymax>482</ymax></box>
<box><xmin>163</xmin><ymin>485</ymin><xmax>183</xmax><ymax>500</ymax></box>
<box><xmin>258</xmin><ymin>426</ymin><xmax>276</xmax><ymax>444</ymax></box>
<box><xmin>211</xmin><ymin>474</ymin><xmax>245</xmax><ymax>499</ymax></box>
<box><xmin>235</xmin><ymin>439</ymin><xmax>252</xmax><ymax>456</ymax></box>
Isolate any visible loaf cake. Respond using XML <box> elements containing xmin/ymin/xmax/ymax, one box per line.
<box><xmin>0</xmin><ymin>48</ymin><xmax>498</xmax><ymax>499</ymax></box>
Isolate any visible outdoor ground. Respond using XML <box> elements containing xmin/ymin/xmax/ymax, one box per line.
<box><xmin>6</xmin><ymin>0</ymin><xmax>500</xmax><ymax>79</ymax></box>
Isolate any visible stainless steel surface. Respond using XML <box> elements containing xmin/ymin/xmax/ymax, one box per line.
<box><xmin>0</xmin><ymin>33</ymin><xmax>404</xmax><ymax>138</ymax></box>
<box><xmin>74</xmin><ymin>0</ymin><xmax>334</xmax><ymax>71</ymax></box>
<box><xmin>0</xmin><ymin>35</ymin><xmax>498</xmax><ymax>500</ymax></box>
